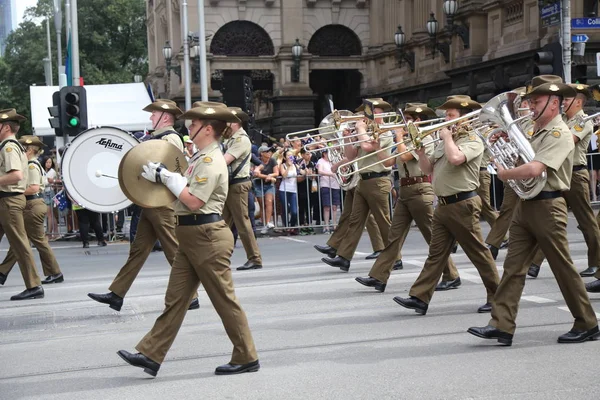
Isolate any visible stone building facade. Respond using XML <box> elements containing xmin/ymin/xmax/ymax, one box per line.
<box><xmin>145</xmin><ymin>0</ymin><xmax>599</xmax><ymax>138</ymax></box>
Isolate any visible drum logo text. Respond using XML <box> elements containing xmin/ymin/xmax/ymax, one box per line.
<box><xmin>95</xmin><ymin>138</ymin><xmax>123</xmax><ymax>151</ymax></box>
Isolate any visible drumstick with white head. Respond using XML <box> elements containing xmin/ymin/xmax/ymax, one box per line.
<box><xmin>95</xmin><ymin>170</ymin><xmax>118</xmax><ymax>180</ymax></box>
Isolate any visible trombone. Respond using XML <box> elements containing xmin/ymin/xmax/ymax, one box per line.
<box><xmin>336</xmin><ymin>109</ymin><xmax>481</xmax><ymax>178</ymax></box>
<box><xmin>303</xmin><ymin>117</ymin><xmax>446</xmax><ymax>153</ymax></box>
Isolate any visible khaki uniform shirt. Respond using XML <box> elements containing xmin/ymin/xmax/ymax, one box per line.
<box><xmin>480</xmin><ymin>148</ymin><xmax>492</xmax><ymax>169</ymax></box>
<box><xmin>152</xmin><ymin>126</ymin><xmax>184</xmax><ymax>153</ymax></box>
<box><xmin>429</xmin><ymin>132</ymin><xmax>484</xmax><ymax>196</ymax></box>
<box><xmin>174</xmin><ymin>141</ymin><xmax>228</xmax><ymax>216</ymax></box>
<box><xmin>27</xmin><ymin>159</ymin><xmax>44</xmax><ymax>193</ymax></box>
<box><xmin>531</xmin><ymin>114</ymin><xmax>574</xmax><ymax>192</ymax></box>
<box><xmin>397</xmin><ymin>135</ymin><xmax>433</xmax><ymax>177</ymax></box>
<box><xmin>0</xmin><ymin>137</ymin><xmax>27</xmax><ymax>193</ymax></box>
<box><xmin>567</xmin><ymin>110</ymin><xmax>593</xmax><ymax>167</ymax></box>
<box><xmin>356</xmin><ymin>131</ymin><xmax>394</xmax><ymax>173</ymax></box>
<box><xmin>224</xmin><ymin>127</ymin><xmax>251</xmax><ymax>179</ymax></box>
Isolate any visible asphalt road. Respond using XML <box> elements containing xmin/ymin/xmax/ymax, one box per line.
<box><xmin>1</xmin><ymin>217</ymin><xmax>599</xmax><ymax>400</ymax></box>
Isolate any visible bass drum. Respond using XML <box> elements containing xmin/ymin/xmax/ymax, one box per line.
<box><xmin>60</xmin><ymin>126</ymin><xmax>140</xmax><ymax>213</ymax></box>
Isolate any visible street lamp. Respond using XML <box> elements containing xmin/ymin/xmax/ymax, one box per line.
<box><xmin>443</xmin><ymin>0</ymin><xmax>470</xmax><ymax>48</ymax></box>
<box><xmin>394</xmin><ymin>26</ymin><xmax>415</xmax><ymax>72</ymax></box>
<box><xmin>134</xmin><ymin>74</ymin><xmax>142</xmax><ymax>83</ymax></box>
<box><xmin>291</xmin><ymin>38</ymin><xmax>303</xmax><ymax>83</ymax></box>
<box><xmin>426</xmin><ymin>13</ymin><xmax>450</xmax><ymax>63</ymax></box>
<box><xmin>191</xmin><ymin>42</ymin><xmax>200</xmax><ymax>84</ymax></box>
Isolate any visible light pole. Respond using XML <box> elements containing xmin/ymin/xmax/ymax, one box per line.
<box><xmin>162</xmin><ymin>41</ymin><xmax>174</xmax><ymax>95</ymax></box>
<box><xmin>394</xmin><ymin>25</ymin><xmax>415</xmax><ymax>72</ymax></box>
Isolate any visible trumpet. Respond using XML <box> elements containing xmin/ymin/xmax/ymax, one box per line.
<box><xmin>576</xmin><ymin>111</ymin><xmax>600</xmax><ymax>127</ymax></box>
<box><xmin>336</xmin><ymin>110</ymin><xmax>481</xmax><ymax>178</ymax></box>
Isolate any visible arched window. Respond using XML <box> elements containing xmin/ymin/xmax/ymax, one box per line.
<box><xmin>210</xmin><ymin>21</ymin><xmax>275</xmax><ymax>56</ymax></box>
<box><xmin>307</xmin><ymin>25</ymin><xmax>362</xmax><ymax>56</ymax></box>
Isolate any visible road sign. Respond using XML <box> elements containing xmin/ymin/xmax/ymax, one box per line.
<box><xmin>572</xmin><ymin>18</ymin><xmax>600</xmax><ymax>29</ymax></box>
<box><xmin>572</xmin><ymin>34</ymin><xmax>590</xmax><ymax>43</ymax></box>
<box><xmin>539</xmin><ymin>0</ymin><xmax>560</xmax><ymax>28</ymax></box>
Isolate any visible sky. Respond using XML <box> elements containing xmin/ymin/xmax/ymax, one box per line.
<box><xmin>15</xmin><ymin>0</ymin><xmax>39</xmax><ymax>27</ymax></box>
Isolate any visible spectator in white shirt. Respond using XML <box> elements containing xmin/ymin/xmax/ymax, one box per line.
<box><xmin>316</xmin><ymin>151</ymin><xmax>341</xmax><ymax>234</ymax></box>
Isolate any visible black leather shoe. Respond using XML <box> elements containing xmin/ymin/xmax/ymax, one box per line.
<box><xmin>10</xmin><ymin>286</ymin><xmax>44</xmax><ymax>300</ymax></box>
<box><xmin>365</xmin><ymin>251</ymin><xmax>381</xmax><ymax>260</ymax></box>
<box><xmin>42</xmin><ymin>273</ymin><xmax>64</xmax><ymax>284</ymax></box>
<box><xmin>585</xmin><ymin>279</ymin><xmax>600</xmax><ymax>293</ymax></box>
<box><xmin>499</xmin><ymin>239</ymin><xmax>509</xmax><ymax>249</ymax></box>
<box><xmin>527</xmin><ymin>264</ymin><xmax>540</xmax><ymax>278</ymax></box>
<box><xmin>355</xmin><ymin>276</ymin><xmax>386</xmax><ymax>292</ymax></box>
<box><xmin>467</xmin><ymin>325</ymin><xmax>513</xmax><ymax>346</ymax></box>
<box><xmin>188</xmin><ymin>298</ymin><xmax>199</xmax><ymax>310</ymax></box>
<box><xmin>393</xmin><ymin>296</ymin><xmax>428</xmax><ymax>315</ymax></box>
<box><xmin>451</xmin><ymin>243</ymin><xmax>458</xmax><ymax>254</ymax></box>
<box><xmin>237</xmin><ymin>261</ymin><xmax>263</xmax><ymax>271</ymax></box>
<box><xmin>488</xmin><ymin>245</ymin><xmax>499</xmax><ymax>261</ymax></box>
<box><xmin>392</xmin><ymin>260</ymin><xmax>403</xmax><ymax>271</ymax></box>
<box><xmin>152</xmin><ymin>244</ymin><xmax>163</xmax><ymax>252</ymax></box>
<box><xmin>557</xmin><ymin>326</ymin><xmax>600</xmax><ymax>343</ymax></box>
<box><xmin>314</xmin><ymin>244</ymin><xmax>336</xmax><ymax>258</ymax></box>
<box><xmin>0</xmin><ymin>272</ymin><xmax>7</xmax><ymax>285</ymax></box>
<box><xmin>83</xmin><ymin>242</ymin><xmax>89</xmax><ymax>249</ymax></box>
<box><xmin>321</xmin><ymin>256</ymin><xmax>350</xmax><ymax>272</ymax></box>
<box><xmin>98</xmin><ymin>241</ymin><xmax>107</xmax><ymax>247</ymax></box>
<box><xmin>117</xmin><ymin>350</ymin><xmax>160</xmax><ymax>377</ymax></box>
<box><xmin>580</xmin><ymin>266</ymin><xmax>599</xmax><ymax>277</ymax></box>
<box><xmin>477</xmin><ymin>302</ymin><xmax>492</xmax><ymax>313</ymax></box>
<box><xmin>435</xmin><ymin>277</ymin><xmax>461</xmax><ymax>291</ymax></box>
<box><xmin>215</xmin><ymin>359</ymin><xmax>260</xmax><ymax>375</ymax></box>
<box><xmin>88</xmin><ymin>292</ymin><xmax>123</xmax><ymax>311</ymax></box>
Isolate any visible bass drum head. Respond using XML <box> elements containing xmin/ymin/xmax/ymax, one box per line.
<box><xmin>61</xmin><ymin>126</ymin><xmax>140</xmax><ymax>213</ymax></box>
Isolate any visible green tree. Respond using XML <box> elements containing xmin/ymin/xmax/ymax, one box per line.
<box><xmin>0</xmin><ymin>0</ymin><xmax>147</xmax><ymax>134</ymax></box>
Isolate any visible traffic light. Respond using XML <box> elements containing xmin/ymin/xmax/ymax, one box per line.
<box><xmin>60</xmin><ymin>86</ymin><xmax>88</xmax><ymax>136</ymax></box>
<box><xmin>48</xmin><ymin>91</ymin><xmax>62</xmax><ymax>136</ymax></box>
<box><xmin>533</xmin><ymin>42</ymin><xmax>564</xmax><ymax>78</ymax></box>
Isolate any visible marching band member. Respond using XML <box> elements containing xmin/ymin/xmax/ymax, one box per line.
<box><xmin>355</xmin><ymin>103</ymin><xmax>459</xmax><ymax>292</ymax></box>
<box><xmin>527</xmin><ymin>84</ymin><xmax>600</xmax><ymax>279</ymax></box>
<box><xmin>321</xmin><ymin>99</ymin><xmax>394</xmax><ymax>272</ymax></box>
<box><xmin>314</xmin><ymin>108</ymin><xmax>386</xmax><ymax>263</ymax></box>
<box><xmin>117</xmin><ymin>103</ymin><xmax>259</xmax><ymax>377</ymax></box>
<box><xmin>222</xmin><ymin>107</ymin><xmax>264</xmax><ymax>271</ymax></box>
<box><xmin>393</xmin><ymin>95</ymin><xmax>499</xmax><ymax>315</ymax></box>
<box><xmin>468</xmin><ymin>76</ymin><xmax>599</xmax><ymax>346</ymax></box>
<box><xmin>88</xmin><ymin>100</ymin><xmax>199</xmax><ymax>312</ymax></box>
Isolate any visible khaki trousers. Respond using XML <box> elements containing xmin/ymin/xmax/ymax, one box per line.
<box><xmin>109</xmin><ymin>206</ymin><xmax>180</xmax><ymax>298</ymax></box>
<box><xmin>327</xmin><ymin>187</ymin><xmax>384</xmax><ymax>252</ymax></box>
<box><xmin>0</xmin><ymin>195</ymin><xmax>41</xmax><ymax>288</ymax></box>
<box><xmin>477</xmin><ymin>171</ymin><xmax>499</xmax><ymax>227</ymax></box>
<box><xmin>0</xmin><ymin>198</ymin><xmax>60</xmax><ymax>277</ymax></box>
<box><xmin>369</xmin><ymin>183</ymin><xmax>458</xmax><ymax>284</ymax></box>
<box><xmin>490</xmin><ymin>197</ymin><xmax>597</xmax><ymax>334</ymax></box>
<box><xmin>135</xmin><ymin>220</ymin><xmax>258</xmax><ymax>365</ymax></box>
<box><xmin>223</xmin><ymin>180</ymin><xmax>262</xmax><ymax>264</ymax></box>
<box><xmin>486</xmin><ymin>184</ymin><xmax>518</xmax><ymax>248</ymax></box>
<box><xmin>530</xmin><ymin>170</ymin><xmax>600</xmax><ymax>269</ymax></box>
<box><xmin>337</xmin><ymin>177</ymin><xmax>391</xmax><ymax>260</ymax></box>
<box><xmin>409</xmin><ymin>196</ymin><xmax>499</xmax><ymax>304</ymax></box>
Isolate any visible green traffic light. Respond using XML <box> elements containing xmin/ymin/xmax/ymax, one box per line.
<box><xmin>69</xmin><ymin>117</ymin><xmax>79</xmax><ymax>127</ymax></box>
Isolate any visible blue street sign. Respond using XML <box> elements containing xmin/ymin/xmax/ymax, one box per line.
<box><xmin>539</xmin><ymin>1</ymin><xmax>560</xmax><ymax>28</ymax></box>
<box><xmin>572</xmin><ymin>34</ymin><xmax>590</xmax><ymax>43</ymax></box>
<box><xmin>572</xmin><ymin>18</ymin><xmax>600</xmax><ymax>29</ymax></box>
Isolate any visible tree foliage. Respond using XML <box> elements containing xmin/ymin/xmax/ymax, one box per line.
<box><xmin>0</xmin><ymin>0</ymin><xmax>147</xmax><ymax>134</ymax></box>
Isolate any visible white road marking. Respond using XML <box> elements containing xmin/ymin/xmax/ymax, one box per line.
<box><xmin>521</xmin><ymin>295</ymin><xmax>556</xmax><ymax>304</ymax></box>
<box><xmin>558</xmin><ymin>306</ymin><xmax>600</xmax><ymax>319</ymax></box>
<box><xmin>279</xmin><ymin>237</ymin><xmax>308</xmax><ymax>244</ymax></box>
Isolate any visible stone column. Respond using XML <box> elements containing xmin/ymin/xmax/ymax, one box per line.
<box><xmin>270</xmin><ymin>0</ymin><xmax>316</xmax><ymax>138</ymax></box>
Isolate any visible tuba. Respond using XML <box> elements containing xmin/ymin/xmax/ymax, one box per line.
<box><xmin>476</xmin><ymin>92</ymin><xmax>546</xmax><ymax>200</ymax></box>
<box><xmin>317</xmin><ymin>111</ymin><xmax>360</xmax><ymax>190</ymax></box>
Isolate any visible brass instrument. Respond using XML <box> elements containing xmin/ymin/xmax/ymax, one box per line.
<box><xmin>576</xmin><ymin>111</ymin><xmax>600</xmax><ymax>127</ymax></box>
<box><xmin>336</xmin><ymin>110</ymin><xmax>481</xmax><ymax>178</ymax></box>
<box><xmin>475</xmin><ymin>91</ymin><xmax>546</xmax><ymax>200</ymax></box>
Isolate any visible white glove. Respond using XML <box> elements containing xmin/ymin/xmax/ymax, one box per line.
<box><xmin>141</xmin><ymin>161</ymin><xmax>187</xmax><ymax>198</ymax></box>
